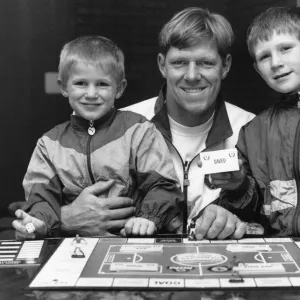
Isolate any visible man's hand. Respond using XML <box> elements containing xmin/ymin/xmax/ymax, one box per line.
<box><xmin>198</xmin><ymin>159</ymin><xmax>245</xmax><ymax>190</ymax></box>
<box><xmin>61</xmin><ymin>180</ymin><xmax>135</xmax><ymax>236</ymax></box>
<box><xmin>12</xmin><ymin>209</ymin><xmax>47</xmax><ymax>240</ymax></box>
<box><xmin>194</xmin><ymin>204</ymin><xmax>246</xmax><ymax>240</ymax></box>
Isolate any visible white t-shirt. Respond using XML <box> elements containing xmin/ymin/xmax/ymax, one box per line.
<box><xmin>168</xmin><ymin>114</ymin><xmax>214</xmax><ymax>216</ymax></box>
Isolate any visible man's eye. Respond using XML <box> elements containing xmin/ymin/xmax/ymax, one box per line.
<box><xmin>172</xmin><ymin>60</ymin><xmax>185</xmax><ymax>66</ymax></box>
<box><xmin>201</xmin><ymin>61</ymin><xmax>214</xmax><ymax>66</ymax></box>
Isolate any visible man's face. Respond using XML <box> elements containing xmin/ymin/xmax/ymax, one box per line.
<box><xmin>158</xmin><ymin>40</ymin><xmax>231</xmax><ymax>126</ymax></box>
<box><xmin>61</xmin><ymin>62</ymin><xmax>126</xmax><ymax>121</ymax></box>
<box><xmin>254</xmin><ymin>32</ymin><xmax>300</xmax><ymax>94</ymax></box>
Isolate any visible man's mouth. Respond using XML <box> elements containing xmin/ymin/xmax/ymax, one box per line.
<box><xmin>274</xmin><ymin>71</ymin><xmax>292</xmax><ymax>80</ymax></box>
<box><xmin>181</xmin><ymin>87</ymin><xmax>206</xmax><ymax>93</ymax></box>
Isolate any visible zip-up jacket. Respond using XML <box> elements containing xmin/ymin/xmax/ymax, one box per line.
<box><xmin>21</xmin><ymin>108</ymin><xmax>184</xmax><ymax>236</ymax></box>
<box><xmin>219</xmin><ymin>103</ymin><xmax>300</xmax><ymax>236</ymax></box>
<box><xmin>124</xmin><ymin>85</ymin><xmax>255</xmax><ymax>231</ymax></box>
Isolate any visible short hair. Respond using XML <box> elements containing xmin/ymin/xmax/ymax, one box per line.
<box><xmin>58</xmin><ymin>36</ymin><xmax>125</xmax><ymax>85</ymax></box>
<box><xmin>247</xmin><ymin>7</ymin><xmax>300</xmax><ymax>61</ymax></box>
<box><xmin>158</xmin><ymin>7</ymin><xmax>234</xmax><ymax>60</ymax></box>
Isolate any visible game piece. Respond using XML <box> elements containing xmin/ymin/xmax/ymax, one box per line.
<box><xmin>71</xmin><ymin>234</ymin><xmax>87</xmax><ymax>258</ymax></box>
<box><xmin>25</xmin><ymin>222</ymin><xmax>35</xmax><ymax>234</ymax></box>
<box><xmin>229</xmin><ymin>255</ymin><xmax>244</xmax><ymax>283</ymax></box>
<box><xmin>187</xmin><ymin>219</ymin><xmax>196</xmax><ymax>241</ymax></box>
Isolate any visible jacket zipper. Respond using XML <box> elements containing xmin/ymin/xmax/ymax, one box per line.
<box><xmin>292</xmin><ymin>118</ymin><xmax>300</xmax><ymax>235</ymax></box>
<box><xmin>183</xmin><ymin>161</ymin><xmax>189</xmax><ymax>233</ymax></box>
<box><xmin>87</xmin><ymin>120</ymin><xmax>96</xmax><ymax>184</ymax></box>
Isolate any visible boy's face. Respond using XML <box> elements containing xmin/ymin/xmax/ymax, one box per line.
<box><xmin>157</xmin><ymin>39</ymin><xmax>231</xmax><ymax>126</ymax></box>
<box><xmin>254</xmin><ymin>32</ymin><xmax>300</xmax><ymax>94</ymax></box>
<box><xmin>61</xmin><ymin>62</ymin><xmax>126</xmax><ymax>121</ymax></box>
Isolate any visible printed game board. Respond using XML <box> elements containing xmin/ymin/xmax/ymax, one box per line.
<box><xmin>29</xmin><ymin>237</ymin><xmax>300</xmax><ymax>290</ymax></box>
<box><xmin>0</xmin><ymin>240</ymin><xmax>47</xmax><ymax>267</ymax></box>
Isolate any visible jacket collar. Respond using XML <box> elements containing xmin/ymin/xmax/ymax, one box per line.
<box><xmin>70</xmin><ymin>107</ymin><xmax>117</xmax><ymax>132</ymax></box>
<box><xmin>151</xmin><ymin>84</ymin><xmax>233</xmax><ymax>148</ymax></box>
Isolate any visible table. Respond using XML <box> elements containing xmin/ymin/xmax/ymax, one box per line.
<box><xmin>2</xmin><ymin>237</ymin><xmax>300</xmax><ymax>300</ymax></box>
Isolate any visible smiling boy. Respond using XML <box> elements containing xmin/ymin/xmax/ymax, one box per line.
<box><xmin>12</xmin><ymin>36</ymin><xmax>184</xmax><ymax>239</ymax></box>
<box><xmin>219</xmin><ymin>7</ymin><xmax>300</xmax><ymax>236</ymax></box>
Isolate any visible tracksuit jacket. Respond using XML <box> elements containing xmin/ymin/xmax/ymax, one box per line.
<box><xmin>22</xmin><ymin>108</ymin><xmax>184</xmax><ymax>236</ymax></box>
<box><xmin>220</xmin><ymin>95</ymin><xmax>300</xmax><ymax>236</ymax></box>
<box><xmin>124</xmin><ymin>85</ymin><xmax>255</xmax><ymax>231</ymax></box>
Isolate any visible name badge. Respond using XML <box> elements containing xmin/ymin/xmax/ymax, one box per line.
<box><xmin>200</xmin><ymin>148</ymin><xmax>239</xmax><ymax>174</ymax></box>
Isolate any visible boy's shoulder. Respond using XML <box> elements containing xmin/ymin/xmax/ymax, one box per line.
<box><xmin>116</xmin><ymin>109</ymin><xmax>152</xmax><ymax>127</ymax></box>
<box><xmin>41</xmin><ymin>120</ymin><xmax>71</xmax><ymax>140</ymax></box>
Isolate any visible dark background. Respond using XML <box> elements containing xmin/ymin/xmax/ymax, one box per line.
<box><xmin>0</xmin><ymin>0</ymin><xmax>296</xmax><ymax>216</ymax></box>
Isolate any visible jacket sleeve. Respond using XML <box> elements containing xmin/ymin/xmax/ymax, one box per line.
<box><xmin>133</xmin><ymin>122</ymin><xmax>184</xmax><ymax>232</ymax></box>
<box><xmin>218</xmin><ymin>125</ymin><xmax>263</xmax><ymax>222</ymax></box>
<box><xmin>21</xmin><ymin>137</ymin><xmax>62</xmax><ymax>236</ymax></box>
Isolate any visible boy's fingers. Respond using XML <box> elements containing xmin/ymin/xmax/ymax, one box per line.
<box><xmin>139</xmin><ymin>223</ymin><xmax>148</xmax><ymax>236</ymax></box>
<box><xmin>147</xmin><ymin>222</ymin><xmax>156</xmax><ymax>235</ymax></box>
<box><xmin>12</xmin><ymin>219</ymin><xmax>27</xmax><ymax>233</ymax></box>
<box><xmin>15</xmin><ymin>230</ymin><xmax>35</xmax><ymax>240</ymax></box>
<box><xmin>125</xmin><ymin>218</ymin><xmax>134</xmax><ymax>236</ymax></box>
<box><xmin>132</xmin><ymin>221</ymin><xmax>141</xmax><ymax>236</ymax></box>
<box><xmin>15</xmin><ymin>209</ymin><xmax>30</xmax><ymax>220</ymax></box>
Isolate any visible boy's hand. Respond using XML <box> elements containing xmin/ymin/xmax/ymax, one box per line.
<box><xmin>12</xmin><ymin>209</ymin><xmax>47</xmax><ymax>240</ymax></box>
<box><xmin>198</xmin><ymin>158</ymin><xmax>245</xmax><ymax>190</ymax></box>
<box><xmin>120</xmin><ymin>217</ymin><xmax>157</xmax><ymax>237</ymax></box>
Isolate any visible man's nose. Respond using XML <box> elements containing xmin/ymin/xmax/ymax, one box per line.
<box><xmin>86</xmin><ymin>85</ymin><xmax>99</xmax><ymax>97</ymax></box>
<box><xmin>184</xmin><ymin>63</ymin><xmax>201</xmax><ymax>81</ymax></box>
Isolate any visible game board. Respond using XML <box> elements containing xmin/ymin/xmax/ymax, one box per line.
<box><xmin>0</xmin><ymin>240</ymin><xmax>47</xmax><ymax>267</ymax></box>
<box><xmin>29</xmin><ymin>237</ymin><xmax>300</xmax><ymax>290</ymax></box>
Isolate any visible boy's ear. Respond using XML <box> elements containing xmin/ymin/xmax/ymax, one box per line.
<box><xmin>57</xmin><ymin>78</ymin><xmax>68</xmax><ymax>98</ymax></box>
<box><xmin>253</xmin><ymin>62</ymin><xmax>260</xmax><ymax>74</ymax></box>
<box><xmin>157</xmin><ymin>53</ymin><xmax>167</xmax><ymax>78</ymax></box>
<box><xmin>116</xmin><ymin>79</ymin><xmax>127</xmax><ymax>99</ymax></box>
<box><xmin>221</xmin><ymin>54</ymin><xmax>232</xmax><ymax>80</ymax></box>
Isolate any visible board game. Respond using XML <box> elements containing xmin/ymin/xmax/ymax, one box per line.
<box><xmin>29</xmin><ymin>237</ymin><xmax>300</xmax><ymax>290</ymax></box>
<box><xmin>0</xmin><ymin>239</ymin><xmax>47</xmax><ymax>267</ymax></box>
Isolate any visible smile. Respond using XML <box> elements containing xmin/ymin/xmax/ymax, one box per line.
<box><xmin>182</xmin><ymin>87</ymin><xmax>206</xmax><ymax>93</ymax></box>
<box><xmin>274</xmin><ymin>71</ymin><xmax>292</xmax><ymax>80</ymax></box>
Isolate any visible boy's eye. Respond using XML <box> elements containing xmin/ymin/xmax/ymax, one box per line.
<box><xmin>281</xmin><ymin>46</ymin><xmax>292</xmax><ymax>52</ymax></box>
<box><xmin>97</xmin><ymin>82</ymin><xmax>110</xmax><ymax>87</ymax></box>
<box><xmin>74</xmin><ymin>81</ymin><xmax>86</xmax><ymax>86</ymax></box>
<box><xmin>258</xmin><ymin>54</ymin><xmax>269</xmax><ymax>61</ymax></box>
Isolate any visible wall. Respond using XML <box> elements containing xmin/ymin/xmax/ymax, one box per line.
<box><xmin>0</xmin><ymin>0</ymin><xmax>75</xmax><ymax>216</ymax></box>
<box><xmin>0</xmin><ymin>0</ymin><xmax>297</xmax><ymax>216</ymax></box>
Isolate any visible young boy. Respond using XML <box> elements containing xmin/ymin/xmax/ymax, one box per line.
<box><xmin>219</xmin><ymin>7</ymin><xmax>300</xmax><ymax>236</ymax></box>
<box><xmin>12</xmin><ymin>36</ymin><xmax>184</xmax><ymax>239</ymax></box>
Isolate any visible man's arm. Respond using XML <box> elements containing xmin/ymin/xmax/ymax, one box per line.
<box><xmin>61</xmin><ymin>180</ymin><xmax>135</xmax><ymax>236</ymax></box>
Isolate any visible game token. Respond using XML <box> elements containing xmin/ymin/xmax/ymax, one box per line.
<box><xmin>25</xmin><ymin>223</ymin><xmax>35</xmax><ymax>234</ymax></box>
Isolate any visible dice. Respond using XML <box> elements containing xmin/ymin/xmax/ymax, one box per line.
<box><xmin>25</xmin><ymin>222</ymin><xmax>36</xmax><ymax>234</ymax></box>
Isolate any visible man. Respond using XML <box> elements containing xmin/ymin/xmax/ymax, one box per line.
<box><xmin>123</xmin><ymin>7</ymin><xmax>255</xmax><ymax>239</ymax></box>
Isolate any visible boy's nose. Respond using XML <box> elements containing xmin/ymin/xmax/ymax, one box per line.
<box><xmin>271</xmin><ymin>54</ymin><xmax>283</xmax><ymax>69</ymax></box>
<box><xmin>184</xmin><ymin>63</ymin><xmax>201</xmax><ymax>81</ymax></box>
<box><xmin>86</xmin><ymin>85</ymin><xmax>99</xmax><ymax>98</ymax></box>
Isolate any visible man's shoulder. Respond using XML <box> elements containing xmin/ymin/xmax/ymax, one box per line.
<box><xmin>121</xmin><ymin>97</ymin><xmax>157</xmax><ymax>120</ymax></box>
<box><xmin>224</xmin><ymin>102</ymin><xmax>255</xmax><ymax>125</ymax></box>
